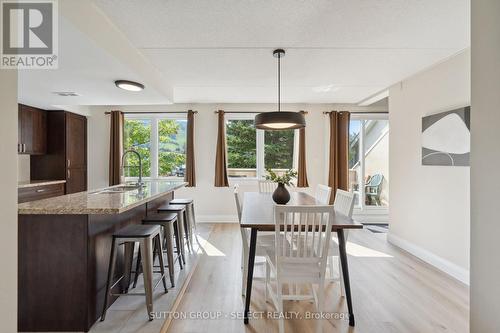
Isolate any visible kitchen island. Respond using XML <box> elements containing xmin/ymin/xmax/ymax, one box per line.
<box><xmin>17</xmin><ymin>180</ymin><xmax>186</xmax><ymax>332</ymax></box>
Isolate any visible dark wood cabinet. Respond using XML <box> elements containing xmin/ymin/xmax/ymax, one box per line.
<box><xmin>18</xmin><ymin>104</ymin><xmax>47</xmax><ymax>155</ymax></box>
<box><xmin>65</xmin><ymin>112</ymin><xmax>87</xmax><ymax>193</ymax></box>
<box><xmin>31</xmin><ymin>111</ymin><xmax>87</xmax><ymax>194</ymax></box>
<box><xmin>18</xmin><ymin>183</ymin><xmax>65</xmax><ymax>203</ymax></box>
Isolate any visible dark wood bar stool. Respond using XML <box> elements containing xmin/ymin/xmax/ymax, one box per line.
<box><xmin>157</xmin><ymin>204</ymin><xmax>191</xmax><ymax>260</ymax></box>
<box><xmin>139</xmin><ymin>213</ymin><xmax>180</xmax><ymax>287</ymax></box>
<box><xmin>170</xmin><ymin>198</ymin><xmax>197</xmax><ymax>248</ymax></box>
<box><xmin>101</xmin><ymin>224</ymin><xmax>168</xmax><ymax>322</ymax></box>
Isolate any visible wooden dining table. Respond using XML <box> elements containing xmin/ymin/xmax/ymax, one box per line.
<box><xmin>240</xmin><ymin>191</ymin><xmax>363</xmax><ymax>327</ymax></box>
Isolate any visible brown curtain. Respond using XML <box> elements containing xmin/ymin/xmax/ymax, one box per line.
<box><xmin>297</xmin><ymin>111</ymin><xmax>309</xmax><ymax>187</ymax></box>
<box><xmin>214</xmin><ymin>110</ymin><xmax>229</xmax><ymax>187</ymax></box>
<box><xmin>185</xmin><ymin>110</ymin><xmax>196</xmax><ymax>186</ymax></box>
<box><xmin>327</xmin><ymin>111</ymin><xmax>350</xmax><ymax>203</ymax></box>
<box><xmin>109</xmin><ymin>110</ymin><xmax>124</xmax><ymax>186</ymax></box>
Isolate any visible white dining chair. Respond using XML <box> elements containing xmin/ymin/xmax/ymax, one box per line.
<box><xmin>234</xmin><ymin>184</ymin><xmax>274</xmax><ymax>296</ymax></box>
<box><xmin>315</xmin><ymin>184</ymin><xmax>332</xmax><ymax>204</ymax></box>
<box><xmin>258</xmin><ymin>180</ymin><xmax>278</xmax><ymax>193</ymax></box>
<box><xmin>327</xmin><ymin>189</ymin><xmax>355</xmax><ymax>295</ymax></box>
<box><xmin>265</xmin><ymin>205</ymin><xmax>334</xmax><ymax>333</ymax></box>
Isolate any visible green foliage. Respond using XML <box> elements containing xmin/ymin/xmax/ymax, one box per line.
<box><xmin>226</xmin><ymin>120</ymin><xmax>256</xmax><ymax>168</ymax></box>
<box><xmin>265</xmin><ymin>168</ymin><xmax>297</xmax><ymax>186</ymax></box>
<box><xmin>158</xmin><ymin>119</ymin><xmax>186</xmax><ymax>176</ymax></box>
<box><xmin>226</xmin><ymin>120</ymin><xmax>294</xmax><ymax>170</ymax></box>
<box><xmin>123</xmin><ymin>119</ymin><xmax>186</xmax><ymax>178</ymax></box>
<box><xmin>264</xmin><ymin>130</ymin><xmax>294</xmax><ymax>169</ymax></box>
<box><xmin>123</xmin><ymin>120</ymin><xmax>151</xmax><ymax>177</ymax></box>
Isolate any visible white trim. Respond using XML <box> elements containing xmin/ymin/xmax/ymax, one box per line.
<box><xmin>359</xmin><ymin>119</ymin><xmax>365</xmax><ymax>210</ymax></box>
<box><xmin>256</xmin><ymin>129</ymin><xmax>265</xmax><ymax>178</ymax></box>
<box><xmin>150</xmin><ymin>118</ymin><xmax>159</xmax><ymax>178</ymax></box>
<box><xmin>357</xmin><ymin>89</ymin><xmax>389</xmax><ymax>106</ymax></box>
<box><xmin>196</xmin><ymin>214</ymin><xmax>239</xmax><ymax>223</ymax></box>
<box><xmin>387</xmin><ymin>233</ymin><xmax>469</xmax><ymax>285</ymax></box>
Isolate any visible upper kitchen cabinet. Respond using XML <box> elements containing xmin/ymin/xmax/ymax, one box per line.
<box><xmin>31</xmin><ymin>111</ymin><xmax>88</xmax><ymax>194</ymax></box>
<box><xmin>18</xmin><ymin>104</ymin><xmax>47</xmax><ymax>155</ymax></box>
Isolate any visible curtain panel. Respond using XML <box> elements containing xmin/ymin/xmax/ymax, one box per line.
<box><xmin>296</xmin><ymin>111</ymin><xmax>309</xmax><ymax>187</ymax></box>
<box><xmin>185</xmin><ymin>110</ymin><xmax>196</xmax><ymax>186</ymax></box>
<box><xmin>109</xmin><ymin>110</ymin><xmax>124</xmax><ymax>186</ymax></box>
<box><xmin>214</xmin><ymin>110</ymin><xmax>229</xmax><ymax>187</ymax></box>
<box><xmin>327</xmin><ymin>111</ymin><xmax>350</xmax><ymax>203</ymax></box>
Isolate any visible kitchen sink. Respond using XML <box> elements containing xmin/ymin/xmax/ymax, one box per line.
<box><xmin>92</xmin><ymin>184</ymin><xmax>144</xmax><ymax>194</ymax></box>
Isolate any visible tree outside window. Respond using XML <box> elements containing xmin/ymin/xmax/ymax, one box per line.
<box><xmin>226</xmin><ymin>119</ymin><xmax>256</xmax><ymax>177</ymax></box>
<box><xmin>158</xmin><ymin>119</ymin><xmax>186</xmax><ymax>178</ymax></box>
<box><xmin>123</xmin><ymin>119</ymin><xmax>152</xmax><ymax>177</ymax></box>
<box><xmin>264</xmin><ymin>130</ymin><xmax>294</xmax><ymax>171</ymax></box>
<box><xmin>123</xmin><ymin>117</ymin><xmax>186</xmax><ymax>179</ymax></box>
<box><xmin>226</xmin><ymin>116</ymin><xmax>296</xmax><ymax>178</ymax></box>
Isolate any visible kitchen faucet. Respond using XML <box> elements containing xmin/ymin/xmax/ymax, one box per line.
<box><xmin>121</xmin><ymin>149</ymin><xmax>143</xmax><ymax>186</ymax></box>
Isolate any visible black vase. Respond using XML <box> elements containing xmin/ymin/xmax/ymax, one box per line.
<box><xmin>272</xmin><ymin>183</ymin><xmax>290</xmax><ymax>204</ymax></box>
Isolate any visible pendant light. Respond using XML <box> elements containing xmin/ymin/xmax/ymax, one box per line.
<box><xmin>254</xmin><ymin>49</ymin><xmax>306</xmax><ymax>130</ymax></box>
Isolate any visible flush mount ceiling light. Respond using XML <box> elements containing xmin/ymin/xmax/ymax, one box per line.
<box><xmin>254</xmin><ymin>49</ymin><xmax>305</xmax><ymax>130</ymax></box>
<box><xmin>114</xmin><ymin>80</ymin><xmax>144</xmax><ymax>92</ymax></box>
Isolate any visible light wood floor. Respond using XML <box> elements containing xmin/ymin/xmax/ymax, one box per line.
<box><xmin>166</xmin><ymin>224</ymin><xmax>469</xmax><ymax>333</ymax></box>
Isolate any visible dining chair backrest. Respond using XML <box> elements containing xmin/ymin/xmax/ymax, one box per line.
<box><xmin>273</xmin><ymin>205</ymin><xmax>334</xmax><ymax>282</ymax></box>
<box><xmin>233</xmin><ymin>184</ymin><xmax>243</xmax><ymax>223</ymax></box>
<box><xmin>258</xmin><ymin>180</ymin><xmax>278</xmax><ymax>193</ymax></box>
<box><xmin>333</xmin><ymin>189</ymin><xmax>355</xmax><ymax>218</ymax></box>
<box><xmin>315</xmin><ymin>184</ymin><xmax>332</xmax><ymax>205</ymax></box>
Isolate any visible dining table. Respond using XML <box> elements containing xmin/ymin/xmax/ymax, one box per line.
<box><xmin>240</xmin><ymin>191</ymin><xmax>363</xmax><ymax>327</ymax></box>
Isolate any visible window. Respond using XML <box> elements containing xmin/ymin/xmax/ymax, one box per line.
<box><xmin>226</xmin><ymin>119</ymin><xmax>257</xmax><ymax>178</ymax></box>
<box><xmin>348</xmin><ymin>116</ymin><xmax>389</xmax><ymax>210</ymax></box>
<box><xmin>225</xmin><ymin>115</ymin><xmax>296</xmax><ymax>179</ymax></box>
<box><xmin>123</xmin><ymin>115</ymin><xmax>186</xmax><ymax>180</ymax></box>
<box><xmin>123</xmin><ymin>119</ymin><xmax>152</xmax><ymax>177</ymax></box>
<box><xmin>158</xmin><ymin>119</ymin><xmax>186</xmax><ymax>177</ymax></box>
<box><xmin>264</xmin><ymin>130</ymin><xmax>294</xmax><ymax>170</ymax></box>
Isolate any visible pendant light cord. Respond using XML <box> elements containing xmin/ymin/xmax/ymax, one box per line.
<box><xmin>277</xmin><ymin>53</ymin><xmax>281</xmax><ymax>112</ymax></box>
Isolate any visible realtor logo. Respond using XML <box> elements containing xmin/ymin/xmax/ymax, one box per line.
<box><xmin>1</xmin><ymin>0</ymin><xmax>58</xmax><ymax>68</ymax></box>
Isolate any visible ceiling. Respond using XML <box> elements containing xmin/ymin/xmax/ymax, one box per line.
<box><xmin>19</xmin><ymin>0</ymin><xmax>470</xmax><ymax>107</ymax></box>
<box><xmin>18</xmin><ymin>16</ymin><xmax>172</xmax><ymax>109</ymax></box>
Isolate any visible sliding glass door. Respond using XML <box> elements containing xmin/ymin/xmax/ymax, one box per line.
<box><xmin>348</xmin><ymin>115</ymin><xmax>389</xmax><ymax>218</ymax></box>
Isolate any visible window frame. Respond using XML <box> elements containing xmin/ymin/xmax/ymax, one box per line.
<box><xmin>225</xmin><ymin>113</ymin><xmax>298</xmax><ymax>181</ymax></box>
<box><xmin>347</xmin><ymin>113</ymin><xmax>389</xmax><ymax>216</ymax></box>
<box><xmin>124</xmin><ymin>113</ymin><xmax>187</xmax><ymax>181</ymax></box>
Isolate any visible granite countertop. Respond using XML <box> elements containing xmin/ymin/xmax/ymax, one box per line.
<box><xmin>18</xmin><ymin>180</ymin><xmax>67</xmax><ymax>189</ymax></box>
<box><xmin>18</xmin><ymin>180</ymin><xmax>187</xmax><ymax>215</ymax></box>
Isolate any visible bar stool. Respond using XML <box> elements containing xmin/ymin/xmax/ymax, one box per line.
<box><xmin>170</xmin><ymin>198</ymin><xmax>197</xmax><ymax>247</ymax></box>
<box><xmin>139</xmin><ymin>212</ymin><xmax>180</xmax><ymax>287</ymax></box>
<box><xmin>101</xmin><ymin>224</ymin><xmax>167</xmax><ymax>322</ymax></box>
<box><xmin>158</xmin><ymin>204</ymin><xmax>191</xmax><ymax>260</ymax></box>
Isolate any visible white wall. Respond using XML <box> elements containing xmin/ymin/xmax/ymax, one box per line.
<box><xmin>87</xmin><ymin>103</ymin><xmax>386</xmax><ymax>222</ymax></box>
<box><xmin>388</xmin><ymin>50</ymin><xmax>470</xmax><ymax>284</ymax></box>
<box><xmin>18</xmin><ymin>155</ymin><xmax>30</xmax><ymax>181</ymax></box>
<box><xmin>471</xmin><ymin>1</ymin><xmax>500</xmax><ymax>331</ymax></box>
<box><xmin>0</xmin><ymin>70</ymin><xmax>18</xmax><ymax>332</ymax></box>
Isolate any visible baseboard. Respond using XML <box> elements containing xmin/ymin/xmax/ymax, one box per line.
<box><xmin>197</xmin><ymin>214</ymin><xmax>239</xmax><ymax>223</ymax></box>
<box><xmin>387</xmin><ymin>233</ymin><xmax>470</xmax><ymax>285</ymax></box>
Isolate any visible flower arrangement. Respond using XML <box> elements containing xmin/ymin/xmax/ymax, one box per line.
<box><xmin>265</xmin><ymin>168</ymin><xmax>297</xmax><ymax>186</ymax></box>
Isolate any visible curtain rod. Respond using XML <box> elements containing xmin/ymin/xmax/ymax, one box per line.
<box><xmin>322</xmin><ymin>111</ymin><xmax>388</xmax><ymax>114</ymax></box>
<box><xmin>104</xmin><ymin>110</ymin><xmax>197</xmax><ymax>115</ymax></box>
<box><xmin>214</xmin><ymin>110</ymin><xmax>309</xmax><ymax>114</ymax></box>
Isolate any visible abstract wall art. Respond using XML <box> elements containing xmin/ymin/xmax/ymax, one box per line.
<box><xmin>421</xmin><ymin>106</ymin><xmax>470</xmax><ymax>166</ymax></box>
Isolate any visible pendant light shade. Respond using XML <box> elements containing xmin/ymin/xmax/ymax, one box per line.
<box><xmin>255</xmin><ymin>111</ymin><xmax>305</xmax><ymax>130</ymax></box>
<box><xmin>255</xmin><ymin>49</ymin><xmax>305</xmax><ymax>130</ymax></box>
